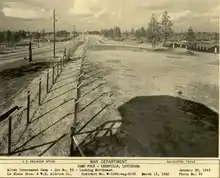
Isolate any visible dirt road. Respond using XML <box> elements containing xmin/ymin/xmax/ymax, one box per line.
<box><xmin>0</xmin><ymin>39</ymin><xmax>82</xmax><ymax>114</ymax></box>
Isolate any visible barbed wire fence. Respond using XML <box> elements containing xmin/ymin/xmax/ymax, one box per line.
<box><xmin>0</xmin><ymin>38</ymin><xmax>134</xmax><ymax>157</ymax></box>
<box><xmin>0</xmin><ymin>41</ymin><xmax>83</xmax><ymax>156</ymax></box>
<box><xmin>68</xmin><ymin>45</ymin><xmax>133</xmax><ymax>157</ymax></box>
<box><xmin>69</xmin><ymin>45</ymin><xmax>87</xmax><ymax>157</ymax></box>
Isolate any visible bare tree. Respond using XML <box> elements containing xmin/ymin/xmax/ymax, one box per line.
<box><xmin>108</xmin><ymin>28</ymin><xmax>114</xmax><ymax>39</ymax></box>
<box><xmin>186</xmin><ymin>26</ymin><xmax>196</xmax><ymax>51</ymax></box>
<box><xmin>113</xmin><ymin>26</ymin><xmax>121</xmax><ymax>40</ymax></box>
<box><xmin>135</xmin><ymin>26</ymin><xmax>146</xmax><ymax>40</ymax></box>
<box><xmin>131</xmin><ymin>28</ymin><xmax>135</xmax><ymax>36</ymax></box>
<box><xmin>10</xmin><ymin>32</ymin><xmax>16</xmax><ymax>48</ymax></box>
<box><xmin>146</xmin><ymin>13</ymin><xmax>161</xmax><ymax>48</ymax></box>
<box><xmin>123</xmin><ymin>30</ymin><xmax>129</xmax><ymax>39</ymax></box>
<box><xmin>6</xmin><ymin>30</ymin><xmax>12</xmax><ymax>43</ymax></box>
<box><xmin>101</xmin><ymin>26</ymin><xmax>122</xmax><ymax>40</ymax></box>
<box><xmin>36</xmin><ymin>30</ymin><xmax>41</xmax><ymax>47</ymax></box>
<box><xmin>41</xmin><ymin>29</ymin><xmax>46</xmax><ymax>45</ymax></box>
<box><xmin>160</xmin><ymin>11</ymin><xmax>174</xmax><ymax>45</ymax></box>
<box><xmin>14</xmin><ymin>31</ymin><xmax>21</xmax><ymax>43</ymax></box>
<box><xmin>0</xmin><ymin>32</ymin><xmax>4</xmax><ymax>49</ymax></box>
<box><xmin>214</xmin><ymin>32</ymin><xmax>219</xmax><ymax>41</ymax></box>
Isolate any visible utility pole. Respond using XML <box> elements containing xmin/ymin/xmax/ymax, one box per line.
<box><xmin>215</xmin><ymin>16</ymin><xmax>219</xmax><ymax>54</ymax></box>
<box><xmin>29</xmin><ymin>34</ymin><xmax>32</xmax><ymax>62</ymax></box>
<box><xmin>73</xmin><ymin>25</ymin><xmax>75</xmax><ymax>46</ymax></box>
<box><xmin>53</xmin><ymin>9</ymin><xmax>56</xmax><ymax>58</ymax></box>
<box><xmin>37</xmin><ymin>29</ymin><xmax>40</xmax><ymax>48</ymax></box>
<box><xmin>151</xmin><ymin>17</ymin><xmax>155</xmax><ymax>49</ymax></box>
<box><xmin>66</xmin><ymin>31</ymin><xmax>68</xmax><ymax>41</ymax></box>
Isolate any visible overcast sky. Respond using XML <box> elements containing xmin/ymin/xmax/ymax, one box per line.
<box><xmin>0</xmin><ymin>0</ymin><xmax>219</xmax><ymax>32</ymax></box>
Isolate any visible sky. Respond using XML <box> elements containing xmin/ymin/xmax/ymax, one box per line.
<box><xmin>0</xmin><ymin>0</ymin><xmax>219</xmax><ymax>32</ymax></box>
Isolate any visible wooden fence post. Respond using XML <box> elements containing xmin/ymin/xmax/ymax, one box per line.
<box><xmin>77</xmin><ymin>80</ymin><xmax>82</xmax><ymax>101</ymax></box>
<box><xmin>63</xmin><ymin>56</ymin><xmax>65</xmax><ymax>66</ymax></box>
<box><xmin>60</xmin><ymin>60</ymin><xmax>62</xmax><ymax>72</ymax></box>
<box><xmin>38</xmin><ymin>78</ymin><xmax>42</xmax><ymax>106</ymax></box>
<box><xmin>58</xmin><ymin>61</ymin><xmax>60</xmax><ymax>74</ymax></box>
<box><xmin>64</xmin><ymin>48</ymin><xmax>66</xmax><ymax>57</ymax></box>
<box><xmin>74</xmin><ymin>99</ymin><xmax>79</xmax><ymax>127</ymax></box>
<box><xmin>60</xmin><ymin>60</ymin><xmax>62</xmax><ymax>73</ymax></box>
<box><xmin>52</xmin><ymin>66</ymin><xmax>55</xmax><ymax>84</ymax></box>
<box><xmin>74</xmin><ymin>82</ymin><xmax>82</xmax><ymax>127</ymax></box>
<box><xmin>62</xmin><ymin>57</ymin><xmax>64</xmax><ymax>68</ymax></box>
<box><xmin>70</xmin><ymin>126</ymin><xmax>75</xmax><ymax>156</ymax></box>
<box><xmin>61</xmin><ymin>58</ymin><xmax>63</xmax><ymax>68</ymax></box>
<box><xmin>61</xmin><ymin>57</ymin><xmax>64</xmax><ymax>70</ymax></box>
<box><xmin>57</xmin><ymin>62</ymin><xmax>59</xmax><ymax>78</ymax></box>
<box><xmin>60</xmin><ymin>61</ymin><xmax>61</xmax><ymax>74</ymax></box>
<box><xmin>29</xmin><ymin>41</ymin><xmax>32</xmax><ymax>62</ymax></box>
<box><xmin>46</xmin><ymin>71</ymin><xmax>49</xmax><ymax>93</ymax></box>
<box><xmin>124</xmin><ymin>146</ymin><xmax>127</xmax><ymax>157</ymax></box>
<box><xmin>27</xmin><ymin>91</ymin><xmax>30</xmax><ymax>125</ymax></box>
<box><xmin>8</xmin><ymin>116</ymin><xmax>12</xmax><ymax>156</ymax></box>
<box><xmin>60</xmin><ymin>60</ymin><xmax>61</xmax><ymax>72</ymax></box>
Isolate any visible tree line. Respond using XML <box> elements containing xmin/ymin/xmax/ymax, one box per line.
<box><xmin>100</xmin><ymin>11</ymin><xmax>219</xmax><ymax>49</ymax></box>
<box><xmin>0</xmin><ymin>29</ymin><xmax>76</xmax><ymax>46</ymax></box>
<box><xmin>0</xmin><ymin>29</ymin><xmax>46</xmax><ymax>44</ymax></box>
<box><xmin>101</xmin><ymin>26</ymin><xmax>122</xmax><ymax>40</ymax></box>
<box><xmin>100</xmin><ymin>11</ymin><xmax>174</xmax><ymax>48</ymax></box>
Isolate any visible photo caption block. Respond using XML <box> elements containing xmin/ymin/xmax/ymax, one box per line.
<box><xmin>0</xmin><ymin>158</ymin><xmax>219</xmax><ymax>178</ymax></box>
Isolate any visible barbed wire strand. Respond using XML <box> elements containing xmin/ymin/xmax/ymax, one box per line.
<box><xmin>0</xmin><ymin>46</ymin><xmax>75</xmax><ymax>109</ymax></box>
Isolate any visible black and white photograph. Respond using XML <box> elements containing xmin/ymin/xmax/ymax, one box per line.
<box><xmin>0</xmin><ymin>0</ymin><xmax>219</xmax><ymax>157</ymax></box>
